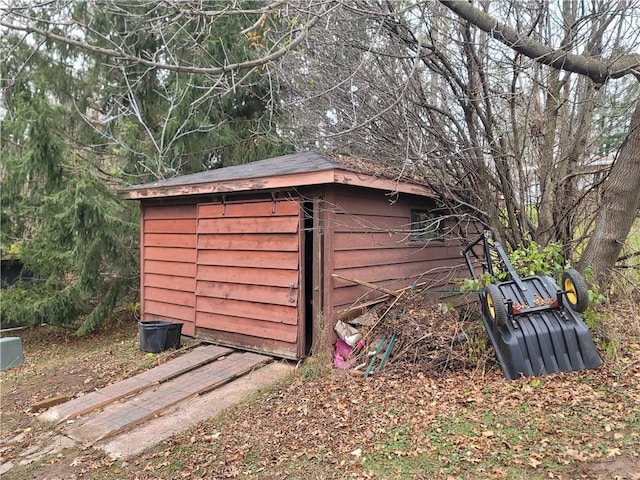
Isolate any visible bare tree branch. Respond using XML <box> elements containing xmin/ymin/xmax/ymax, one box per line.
<box><xmin>439</xmin><ymin>0</ymin><xmax>640</xmax><ymax>84</ymax></box>
<box><xmin>0</xmin><ymin>3</ymin><xmax>329</xmax><ymax>76</ymax></box>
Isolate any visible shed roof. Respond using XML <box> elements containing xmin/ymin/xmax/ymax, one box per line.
<box><xmin>122</xmin><ymin>151</ymin><xmax>436</xmax><ymax>200</ymax></box>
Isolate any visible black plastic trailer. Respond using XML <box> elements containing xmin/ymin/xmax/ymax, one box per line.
<box><xmin>463</xmin><ymin>231</ymin><xmax>601</xmax><ymax>380</ymax></box>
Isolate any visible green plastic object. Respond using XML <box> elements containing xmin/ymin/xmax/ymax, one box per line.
<box><xmin>1</xmin><ymin>337</ymin><xmax>24</xmax><ymax>371</ymax></box>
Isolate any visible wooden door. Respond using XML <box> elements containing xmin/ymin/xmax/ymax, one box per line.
<box><xmin>195</xmin><ymin>198</ymin><xmax>303</xmax><ymax>358</ymax></box>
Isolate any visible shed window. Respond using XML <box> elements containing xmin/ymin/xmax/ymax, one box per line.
<box><xmin>410</xmin><ymin>210</ymin><xmax>443</xmax><ymax>242</ymax></box>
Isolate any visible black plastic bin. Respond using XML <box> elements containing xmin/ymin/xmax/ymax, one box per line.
<box><xmin>139</xmin><ymin>321</ymin><xmax>182</xmax><ymax>353</ymax></box>
<box><xmin>165</xmin><ymin>322</ymin><xmax>183</xmax><ymax>349</ymax></box>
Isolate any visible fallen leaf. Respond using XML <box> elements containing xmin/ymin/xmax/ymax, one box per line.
<box><xmin>606</xmin><ymin>447</ymin><xmax>621</xmax><ymax>457</ymax></box>
<box><xmin>528</xmin><ymin>458</ymin><xmax>542</xmax><ymax>468</ymax></box>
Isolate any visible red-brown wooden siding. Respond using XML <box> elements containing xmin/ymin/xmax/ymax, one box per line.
<box><xmin>194</xmin><ymin>199</ymin><xmax>302</xmax><ymax>358</ymax></box>
<box><xmin>141</xmin><ymin>204</ymin><xmax>197</xmax><ymax>335</ymax></box>
<box><xmin>326</xmin><ymin>188</ymin><xmax>468</xmax><ymax>318</ymax></box>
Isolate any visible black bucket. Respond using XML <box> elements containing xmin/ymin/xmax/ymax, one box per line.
<box><xmin>139</xmin><ymin>321</ymin><xmax>181</xmax><ymax>353</ymax></box>
<box><xmin>165</xmin><ymin>322</ymin><xmax>183</xmax><ymax>349</ymax></box>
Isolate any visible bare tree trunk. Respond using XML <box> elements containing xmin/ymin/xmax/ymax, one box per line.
<box><xmin>578</xmin><ymin>100</ymin><xmax>640</xmax><ymax>288</ymax></box>
<box><xmin>537</xmin><ymin>70</ymin><xmax>562</xmax><ymax>245</ymax></box>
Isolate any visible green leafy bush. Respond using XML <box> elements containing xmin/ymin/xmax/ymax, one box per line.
<box><xmin>508</xmin><ymin>239</ymin><xmax>567</xmax><ymax>278</ymax></box>
<box><xmin>461</xmin><ymin>238</ymin><xmax>568</xmax><ymax>292</ymax></box>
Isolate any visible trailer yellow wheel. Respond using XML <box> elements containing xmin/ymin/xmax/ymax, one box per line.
<box><xmin>484</xmin><ymin>284</ymin><xmax>508</xmax><ymax>327</ymax></box>
<box><xmin>562</xmin><ymin>269</ymin><xmax>589</xmax><ymax>313</ymax></box>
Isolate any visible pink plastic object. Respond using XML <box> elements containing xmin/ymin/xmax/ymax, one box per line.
<box><xmin>334</xmin><ymin>338</ymin><xmax>365</xmax><ymax>369</ymax></box>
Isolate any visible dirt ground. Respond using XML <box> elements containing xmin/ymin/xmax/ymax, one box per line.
<box><xmin>1</xmin><ymin>299</ymin><xmax>639</xmax><ymax>480</ymax></box>
<box><xmin>0</xmin><ymin>316</ymin><xmax>197</xmax><ymax>474</ymax></box>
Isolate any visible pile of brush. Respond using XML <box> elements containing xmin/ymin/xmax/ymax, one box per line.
<box><xmin>334</xmin><ymin>288</ymin><xmax>474</xmax><ymax>377</ymax></box>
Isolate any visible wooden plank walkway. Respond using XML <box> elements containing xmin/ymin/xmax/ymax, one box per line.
<box><xmin>65</xmin><ymin>351</ymin><xmax>271</xmax><ymax>443</ymax></box>
<box><xmin>39</xmin><ymin>344</ymin><xmax>233</xmax><ymax>424</ymax></box>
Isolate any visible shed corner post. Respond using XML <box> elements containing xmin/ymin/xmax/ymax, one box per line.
<box><xmin>138</xmin><ymin>201</ymin><xmax>145</xmax><ymax>323</ymax></box>
<box><xmin>320</xmin><ymin>191</ymin><xmax>338</xmax><ymax>355</ymax></box>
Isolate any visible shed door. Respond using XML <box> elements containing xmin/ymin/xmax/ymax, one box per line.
<box><xmin>195</xmin><ymin>199</ymin><xmax>303</xmax><ymax>358</ymax></box>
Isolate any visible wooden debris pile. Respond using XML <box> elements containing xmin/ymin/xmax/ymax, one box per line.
<box><xmin>335</xmin><ymin>283</ymin><xmax>473</xmax><ymax>377</ymax></box>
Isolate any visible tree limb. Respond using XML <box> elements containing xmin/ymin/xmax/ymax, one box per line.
<box><xmin>0</xmin><ymin>6</ymin><xmax>326</xmax><ymax>76</ymax></box>
<box><xmin>438</xmin><ymin>0</ymin><xmax>640</xmax><ymax>84</ymax></box>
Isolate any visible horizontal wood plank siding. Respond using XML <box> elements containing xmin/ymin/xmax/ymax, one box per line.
<box><xmin>196</xmin><ymin>328</ymin><xmax>299</xmax><ymax>359</ymax></box>
<box><xmin>141</xmin><ymin>203</ymin><xmax>197</xmax><ymax>336</ymax></box>
<box><xmin>145</xmin><ymin>300</ymin><xmax>195</xmax><ymax>322</ymax></box>
<box><xmin>144</xmin><ymin>219</ymin><xmax>197</xmax><ymax>234</ymax></box>
<box><xmin>197</xmin><ymin>264</ymin><xmax>298</xmax><ymax>288</ymax></box>
<box><xmin>198</xmin><ymin>201</ymin><xmax>299</xmax><ymax>218</ymax></box>
<box><xmin>145</xmin><ymin>273</ymin><xmax>196</xmax><ymax>292</ymax></box>
<box><xmin>197</xmin><ymin>281</ymin><xmax>298</xmax><ymax>307</ymax></box>
<box><xmin>145</xmin><ymin>287</ymin><xmax>195</xmax><ymax>307</ymax></box>
<box><xmin>197</xmin><ymin>233</ymin><xmax>298</xmax><ymax>252</ymax></box>
<box><xmin>196</xmin><ymin>312</ymin><xmax>298</xmax><ymax>342</ymax></box>
<box><xmin>198</xmin><ymin>216</ymin><xmax>298</xmax><ymax>234</ymax></box>
<box><xmin>197</xmin><ymin>296</ymin><xmax>297</xmax><ymax>325</ymax></box>
<box><xmin>144</xmin><ymin>204</ymin><xmax>198</xmax><ymax>220</ymax></box>
<box><xmin>334</xmin><ymin>245</ymin><xmax>463</xmax><ymax>272</ymax></box>
<box><xmin>198</xmin><ymin>249</ymin><xmax>298</xmax><ymax>269</ymax></box>
<box><xmin>328</xmin><ymin>188</ymin><xmax>467</xmax><ymax>316</ymax></box>
<box><xmin>334</xmin><ymin>231</ymin><xmax>415</xmax><ymax>250</ymax></box>
<box><xmin>145</xmin><ymin>233</ymin><xmax>196</xmax><ymax>249</ymax></box>
<box><xmin>144</xmin><ymin>260</ymin><xmax>196</xmax><ymax>278</ymax></box>
<box><xmin>332</xmin><ymin>213</ymin><xmax>410</xmax><ymax>232</ymax></box>
<box><xmin>145</xmin><ymin>246</ymin><xmax>196</xmax><ymax>263</ymax></box>
<box><xmin>195</xmin><ymin>198</ymin><xmax>301</xmax><ymax>358</ymax></box>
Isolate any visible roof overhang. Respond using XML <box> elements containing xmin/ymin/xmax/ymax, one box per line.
<box><xmin>121</xmin><ymin>167</ymin><xmax>436</xmax><ymax>200</ymax></box>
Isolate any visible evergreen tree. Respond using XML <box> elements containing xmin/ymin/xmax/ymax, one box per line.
<box><xmin>72</xmin><ymin>1</ymin><xmax>291</xmax><ymax>181</ymax></box>
<box><xmin>1</xmin><ymin>1</ymin><xmax>290</xmax><ymax>332</ymax></box>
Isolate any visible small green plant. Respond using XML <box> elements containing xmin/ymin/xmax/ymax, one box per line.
<box><xmin>581</xmin><ymin>308</ymin><xmax>599</xmax><ymax>330</ymax></box>
<box><xmin>460</xmin><ymin>272</ymin><xmax>496</xmax><ymax>292</ymax></box>
<box><xmin>459</xmin><ymin>237</ymin><xmax>567</xmax><ymax>291</ymax></box>
<box><xmin>127</xmin><ymin>302</ymin><xmax>141</xmax><ymax>315</ymax></box>
<box><xmin>508</xmin><ymin>239</ymin><xmax>567</xmax><ymax>278</ymax></box>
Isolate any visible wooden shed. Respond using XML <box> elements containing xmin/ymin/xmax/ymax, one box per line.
<box><xmin>122</xmin><ymin>151</ymin><xmax>472</xmax><ymax>359</ymax></box>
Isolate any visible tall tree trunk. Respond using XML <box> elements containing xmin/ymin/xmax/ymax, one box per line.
<box><xmin>537</xmin><ymin>70</ymin><xmax>562</xmax><ymax>245</ymax></box>
<box><xmin>578</xmin><ymin>99</ymin><xmax>640</xmax><ymax>288</ymax></box>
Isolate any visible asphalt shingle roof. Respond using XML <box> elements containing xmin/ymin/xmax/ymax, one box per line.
<box><xmin>124</xmin><ymin>151</ymin><xmax>351</xmax><ymax>191</ymax></box>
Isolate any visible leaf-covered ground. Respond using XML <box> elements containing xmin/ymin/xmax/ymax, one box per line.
<box><xmin>2</xmin><ymin>308</ymin><xmax>639</xmax><ymax>480</ymax></box>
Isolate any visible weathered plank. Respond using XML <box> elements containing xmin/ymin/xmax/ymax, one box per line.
<box><xmin>329</xmin><ymin>190</ymin><xmax>437</xmax><ymax>217</ymax></box>
<box><xmin>145</xmin><ymin>287</ymin><xmax>195</xmax><ymax>307</ymax></box>
<box><xmin>196</xmin><ymin>296</ymin><xmax>297</xmax><ymax>325</ymax></box>
<box><xmin>196</xmin><ymin>311</ymin><xmax>298</xmax><ymax>343</ymax></box>
<box><xmin>144</xmin><ymin>204</ymin><xmax>197</xmax><ymax>220</ymax></box>
<box><xmin>197</xmin><ymin>265</ymin><xmax>298</xmax><ymax>288</ymax></box>
<box><xmin>145</xmin><ymin>300</ymin><xmax>195</xmax><ymax>322</ymax></box>
<box><xmin>333</xmin><ymin>231</ymin><xmax>413</xmax><ymax>250</ymax></box>
<box><xmin>145</xmin><ymin>246</ymin><xmax>197</xmax><ymax>263</ymax></box>
<box><xmin>196</xmin><ymin>281</ymin><xmax>298</xmax><ymax>307</ymax></box>
<box><xmin>334</xmin><ymin>247</ymin><xmax>430</xmax><ymax>269</ymax></box>
<box><xmin>144</xmin><ymin>260</ymin><xmax>197</xmax><ymax>278</ymax></box>
<box><xmin>334</xmin><ymin>260</ymin><xmax>464</xmax><ymax>288</ymax></box>
<box><xmin>145</xmin><ymin>233</ymin><xmax>197</xmax><ymax>248</ymax></box>
<box><xmin>197</xmin><ymin>233</ymin><xmax>299</xmax><ymax>252</ymax></box>
<box><xmin>197</xmin><ymin>249</ymin><xmax>298</xmax><ymax>270</ymax></box>
<box><xmin>144</xmin><ymin>219</ymin><xmax>197</xmax><ymax>234</ymax></box>
<box><xmin>198</xmin><ymin>200</ymin><xmax>299</xmax><ymax>218</ymax></box>
<box><xmin>198</xmin><ymin>216</ymin><xmax>298</xmax><ymax>234</ymax></box>
<box><xmin>196</xmin><ymin>328</ymin><xmax>297</xmax><ymax>359</ymax></box>
<box><xmin>332</xmin><ymin>212</ymin><xmax>410</xmax><ymax>233</ymax></box>
<box><xmin>144</xmin><ymin>273</ymin><xmax>195</xmax><ymax>292</ymax></box>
